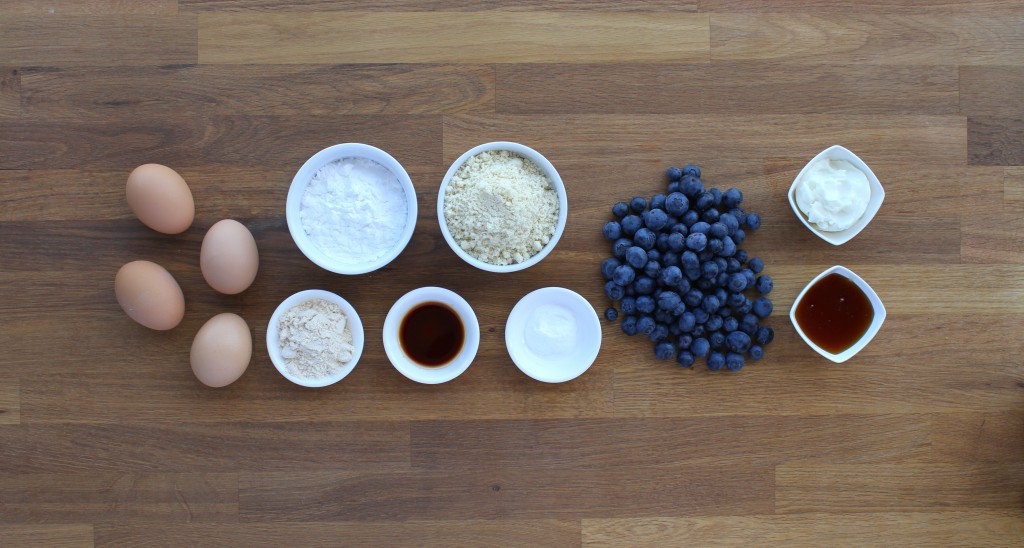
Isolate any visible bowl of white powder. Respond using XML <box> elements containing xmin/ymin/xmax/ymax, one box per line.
<box><xmin>287</xmin><ymin>143</ymin><xmax>418</xmax><ymax>274</ymax></box>
<box><xmin>438</xmin><ymin>142</ymin><xmax>568</xmax><ymax>273</ymax></box>
<box><xmin>266</xmin><ymin>289</ymin><xmax>365</xmax><ymax>387</ymax></box>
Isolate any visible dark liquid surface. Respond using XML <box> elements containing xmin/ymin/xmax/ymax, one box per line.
<box><xmin>400</xmin><ymin>302</ymin><xmax>464</xmax><ymax>367</ymax></box>
<box><xmin>794</xmin><ymin>273</ymin><xmax>874</xmax><ymax>354</ymax></box>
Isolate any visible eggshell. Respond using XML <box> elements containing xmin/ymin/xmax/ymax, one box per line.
<box><xmin>190</xmin><ymin>313</ymin><xmax>252</xmax><ymax>388</ymax></box>
<box><xmin>114</xmin><ymin>260</ymin><xmax>185</xmax><ymax>330</ymax></box>
<box><xmin>126</xmin><ymin>164</ymin><xmax>194</xmax><ymax>234</ymax></box>
<box><xmin>200</xmin><ymin>219</ymin><xmax>259</xmax><ymax>295</ymax></box>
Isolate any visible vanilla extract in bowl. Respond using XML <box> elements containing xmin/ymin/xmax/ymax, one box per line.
<box><xmin>399</xmin><ymin>302</ymin><xmax>465</xmax><ymax>367</ymax></box>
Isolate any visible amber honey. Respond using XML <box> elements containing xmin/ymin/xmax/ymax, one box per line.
<box><xmin>794</xmin><ymin>273</ymin><xmax>874</xmax><ymax>354</ymax></box>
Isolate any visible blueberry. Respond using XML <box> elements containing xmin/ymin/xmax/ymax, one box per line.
<box><xmin>682</xmin><ymin>175</ymin><xmax>704</xmax><ymax>197</ymax></box>
<box><xmin>709</xmin><ymin>222</ymin><xmax>728</xmax><ymax>239</ymax></box>
<box><xmin>709</xmin><ymin>187</ymin><xmax>722</xmax><ymax>206</ymax></box>
<box><xmin>727</xmin><ymin>273</ymin><xmax>747</xmax><ymax>292</ymax></box>
<box><xmin>657</xmin><ymin>265</ymin><xmax>683</xmax><ymax>288</ymax></box>
<box><xmin>601</xmin><ymin>258</ymin><xmax>620</xmax><ymax>280</ymax></box>
<box><xmin>676</xmin><ymin>350</ymin><xmax>695</xmax><ymax>368</ymax></box>
<box><xmin>604</xmin><ymin>280</ymin><xmax>625</xmax><ymax>301</ymax></box>
<box><xmin>643</xmin><ymin>208</ymin><xmax>670</xmax><ymax>232</ymax></box>
<box><xmin>701</xmin><ymin>261</ymin><xmax>720</xmax><ymax>280</ymax></box>
<box><xmin>621</xmin><ymin>215</ymin><xmax>642</xmax><ymax>236</ymax></box>
<box><xmin>602</xmin><ymin>221</ymin><xmax>622</xmax><ymax>240</ymax></box>
<box><xmin>650</xmin><ymin>323</ymin><xmax>670</xmax><ymax>342</ymax></box>
<box><xmin>684</xmin><ymin>289</ymin><xmax>703</xmax><ymax>308</ymax></box>
<box><xmin>735</xmin><ymin>249</ymin><xmax>748</xmax><ymax>264</ymax></box>
<box><xmin>735</xmin><ymin>297</ymin><xmax>753</xmax><ymax>315</ymax></box>
<box><xmin>692</xmin><ymin>337</ymin><xmax>711</xmax><ymax>358</ymax></box>
<box><xmin>650</xmin><ymin>194</ymin><xmax>666</xmax><ymax>211</ymax></box>
<box><xmin>726</xmin><ymin>331</ymin><xmax>752</xmax><ymax>353</ymax></box>
<box><xmin>620</xmin><ymin>315</ymin><xmax>638</xmax><ymax>335</ymax></box>
<box><xmin>686</xmin><ymin>233</ymin><xmax>708</xmax><ymax>252</ymax></box>
<box><xmin>719</xmin><ymin>213</ymin><xmax>739</xmax><ymax>234</ymax></box>
<box><xmin>626</xmin><ymin>246</ymin><xmax>648</xmax><ymax>269</ymax></box>
<box><xmin>722</xmin><ymin>188</ymin><xmax>743</xmax><ymax>208</ymax></box>
<box><xmin>707</xmin><ymin>352</ymin><xmax>725</xmax><ymax>371</ymax></box>
<box><xmin>732</xmin><ymin>229</ymin><xmax>746</xmax><ymax>244</ymax></box>
<box><xmin>709</xmin><ymin>331</ymin><xmax>726</xmax><ymax>349</ymax></box>
<box><xmin>689</xmin><ymin>221</ymin><xmax>711</xmax><ymax>235</ymax></box>
<box><xmin>740</xmin><ymin>314</ymin><xmax>759</xmax><ymax>335</ymax></box>
<box><xmin>612</xmin><ymin>201</ymin><xmax>629</xmax><ymax>218</ymax></box>
<box><xmin>676</xmin><ymin>277</ymin><xmax>691</xmax><ymax>295</ymax></box>
<box><xmin>666</xmin><ymin>166</ymin><xmax>684</xmax><ymax>181</ymax></box>
<box><xmin>681</xmin><ymin>251</ymin><xmax>700</xmax><ymax>270</ymax></box>
<box><xmin>677</xmin><ymin>334</ymin><xmax>693</xmax><ymax>350</ymax></box>
<box><xmin>636</xmin><ymin>295</ymin><xmax>656</xmax><ymax>314</ymax></box>
<box><xmin>701</xmin><ymin>294</ymin><xmax>721</xmax><ymax>314</ymax></box>
<box><xmin>612</xmin><ymin>264</ymin><xmax>636</xmax><ymax>286</ymax></box>
<box><xmin>726</xmin><ymin>257</ymin><xmax>741</xmax><ymax>273</ymax></box>
<box><xmin>693</xmin><ymin>307</ymin><xmax>710</xmax><ymax>325</ymax></box>
<box><xmin>670</xmin><ymin>222</ymin><xmax>688</xmax><ymax>235</ymax></box>
<box><xmin>749</xmin><ymin>257</ymin><xmax>764</xmax><ymax>274</ymax></box>
<box><xmin>716</xmin><ymin>272</ymin><xmax>730</xmax><ymax>288</ymax></box>
<box><xmin>634</xmin><ymin>275</ymin><xmax>655</xmax><ymax>295</ymax></box>
<box><xmin>683</xmin><ymin>164</ymin><xmax>701</xmax><ymax>177</ymax></box>
<box><xmin>696</xmin><ymin>193</ymin><xmax>715</xmax><ymax>212</ymax></box>
<box><xmin>661</xmin><ymin>251</ymin><xmax>680</xmax><ymax>268</ymax></box>
<box><xmin>723</xmin><ymin>316</ymin><xmax>739</xmax><ymax>334</ymax></box>
<box><xmin>743</xmin><ymin>268</ymin><xmax>756</xmax><ymax>289</ymax></box>
<box><xmin>613</xmin><ymin>238</ymin><xmax>633</xmax><ymax>259</ymax></box>
<box><xmin>620</xmin><ymin>296</ymin><xmax>637</xmax><ymax>315</ymax></box>
<box><xmin>665</xmin><ymin>192</ymin><xmax>689</xmax><ymax>216</ymax></box>
<box><xmin>668</xmin><ymin>232</ymin><xmax>686</xmax><ymax>252</ymax></box>
<box><xmin>719</xmin><ymin>236</ymin><xmax>737</xmax><ymax>257</ymax></box>
<box><xmin>633</xmin><ymin>228</ymin><xmax>657</xmax><ymax>250</ymax></box>
<box><xmin>706</xmin><ymin>238</ymin><xmax>723</xmax><ymax>255</ymax></box>
<box><xmin>696</xmin><ymin>277</ymin><xmax>715</xmax><ymax>291</ymax></box>
<box><xmin>637</xmin><ymin>315</ymin><xmax>656</xmax><ymax>335</ymax></box>
<box><xmin>629</xmin><ymin>196</ymin><xmax>647</xmax><ymax>213</ymax></box>
<box><xmin>656</xmin><ymin>232</ymin><xmax>670</xmax><ymax>252</ymax></box>
<box><xmin>745</xmin><ymin>212</ymin><xmax>761</xmax><ymax>230</ymax></box>
<box><xmin>755</xmin><ymin>326</ymin><xmax>775</xmax><ymax>346</ymax></box>
<box><xmin>657</xmin><ymin>291</ymin><xmax>682</xmax><ymax>312</ymax></box>
<box><xmin>749</xmin><ymin>345</ymin><xmax>764</xmax><ymax>361</ymax></box>
<box><xmin>654</xmin><ymin>340</ymin><xmax>676</xmax><ymax>360</ymax></box>
<box><xmin>752</xmin><ymin>297</ymin><xmax>773</xmax><ymax>318</ymax></box>
<box><xmin>644</xmin><ymin>260</ymin><xmax>661</xmax><ymax>279</ymax></box>
<box><xmin>682</xmin><ymin>209</ymin><xmax>700</xmax><ymax>227</ymax></box>
<box><xmin>692</xmin><ymin>324</ymin><xmax>706</xmax><ymax>337</ymax></box>
<box><xmin>667</xmin><ymin>181</ymin><xmax>681</xmax><ymax>193</ymax></box>
<box><xmin>755</xmin><ymin>275</ymin><xmax>773</xmax><ymax>295</ymax></box>
<box><xmin>706</xmin><ymin>314</ymin><xmax>724</xmax><ymax>332</ymax></box>
<box><xmin>702</xmin><ymin>208</ymin><xmax>720</xmax><ymax>223</ymax></box>
<box><xmin>604</xmin><ymin>307</ymin><xmax>618</xmax><ymax>321</ymax></box>
<box><xmin>647</xmin><ymin>249</ymin><xmax>661</xmax><ymax>262</ymax></box>
<box><xmin>725</xmin><ymin>352</ymin><xmax>745</xmax><ymax>371</ymax></box>
<box><xmin>678</xmin><ymin>312</ymin><xmax>696</xmax><ymax>332</ymax></box>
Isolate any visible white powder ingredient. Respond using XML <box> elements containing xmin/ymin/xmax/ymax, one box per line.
<box><xmin>300</xmin><ymin>157</ymin><xmax>408</xmax><ymax>264</ymax></box>
<box><xmin>277</xmin><ymin>298</ymin><xmax>355</xmax><ymax>379</ymax></box>
<box><xmin>525</xmin><ymin>304</ymin><xmax>577</xmax><ymax>358</ymax></box>
<box><xmin>443</xmin><ymin>150</ymin><xmax>559</xmax><ymax>265</ymax></box>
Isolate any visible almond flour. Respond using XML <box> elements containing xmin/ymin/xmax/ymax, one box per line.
<box><xmin>277</xmin><ymin>298</ymin><xmax>355</xmax><ymax>379</ymax></box>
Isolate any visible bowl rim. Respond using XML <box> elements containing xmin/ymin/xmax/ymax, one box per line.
<box><xmin>382</xmin><ymin>286</ymin><xmax>481</xmax><ymax>384</ymax></box>
<box><xmin>266</xmin><ymin>289</ymin><xmax>365</xmax><ymax>387</ymax></box>
<box><xmin>788</xmin><ymin>265</ymin><xmax>887</xmax><ymax>363</ymax></box>
<box><xmin>504</xmin><ymin>287</ymin><xmax>602</xmax><ymax>383</ymax></box>
<box><xmin>437</xmin><ymin>141</ymin><xmax>568</xmax><ymax>273</ymax></box>
<box><xmin>286</xmin><ymin>143</ymin><xmax>418</xmax><ymax>275</ymax></box>
<box><xmin>787</xmin><ymin>144</ymin><xmax>885</xmax><ymax>246</ymax></box>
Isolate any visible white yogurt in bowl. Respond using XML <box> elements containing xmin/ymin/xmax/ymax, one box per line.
<box><xmin>794</xmin><ymin>157</ymin><xmax>870</xmax><ymax>232</ymax></box>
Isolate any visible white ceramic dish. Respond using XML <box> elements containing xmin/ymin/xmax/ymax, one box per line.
<box><xmin>789</xmin><ymin>265</ymin><xmax>886</xmax><ymax>363</ymax></box>
<box><xmin>382</xmin><ymin>287</ymin><xmax>481</xmax><ymax>384</ymax></box>
<box><xmin>788</xmin><ymin>145</ymin><xmax>885</xmax><ymax>246</ymax></box>
<box><xmin>266</xmin><ymin>289</ymin><xmax>365</xmax><ymax>387</ymax></box>
<box><xmin>437</xmin><ymin>141</ymin><xmax>568</xmax><ymax>273</ymax></box>
<box><xmin>505</xmin><ymin>287</ymin><xmax>601</xmax><ymax>383</ymax></box>
<box><xmin>286</xmin><ymin>143</ymin><xmax>418</xmax><ymax>274</ymax></box>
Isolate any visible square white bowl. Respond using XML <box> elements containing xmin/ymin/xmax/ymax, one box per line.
<box><xmin>789</xmin><ymin>265</ymin><xmax>886</xmax><ymax>363</ymax></box>
<box><xmin>788</xmin><ymin>145</ymin><xmax>885</xmax><ymax>246</ymax></box>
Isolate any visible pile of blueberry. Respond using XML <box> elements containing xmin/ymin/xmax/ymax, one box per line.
<box><xmin>601</xmin><ymin>164</ymin><xmax>774</xmax><ymax>371</ymax></box>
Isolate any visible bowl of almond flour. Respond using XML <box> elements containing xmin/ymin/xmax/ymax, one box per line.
<box><xmin>438</xmin><ymin>142</ymin><xmax>568</xmax><ymax>273</ymax></box>
<box><xmin>287</xmin><ymin>143</ymin><xmax>418</xmax><ymax>275</ymax></box>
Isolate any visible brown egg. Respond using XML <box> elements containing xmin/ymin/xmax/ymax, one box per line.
<box><xmin>200</xmin><ymin>219</ymin><xmax>259</xmax><ymax>295</ymax></box>
<box><xmin>114</xmin><ymin>260</ymin><xmax>185</xmax><ymax>330</ymax></box>
<box><xmin>190</xmin><ymin>313</ymin><xmax>252</xmax><ymax>388</ymax></box>
<box><xmin>126</xmin><ymin>164</ymin><xmax>194</xmax><ymax>234</ymax></box>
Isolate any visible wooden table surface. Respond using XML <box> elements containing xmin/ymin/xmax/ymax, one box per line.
<box><xmin>2</xmin><ymin>1</ymin><xmax>1023</xmax><ymax>546</ymax></box>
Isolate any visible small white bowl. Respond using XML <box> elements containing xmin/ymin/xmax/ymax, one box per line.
<box><xmin>505</xmin><ymin>287</ymin><xmax>601</xmax><ymax>383</ymax></box>
<box><xmin>286</xmin><ymin>143</ymin><xmax>418</xmax><ymax>274</ymax></box>
<box><xmin>382</xmin><ymin>287</ymin><xmax>481</xmax><ymax>384</ymax></box>
<box><xmin>789</xmin><ymin>265</ymin><xmax>886</xmax><ymax>363</ymax></box>
<box><xmin>788</xmin><ymin>145</ymin><xmax>885</xmax><ymax>246</ymax></box>
<box><xmin>266</xmin><ymin>289</ymin><xmax>365</xmax><ymax>387</ymax></box>
<box><xmin>438</xmin><ymin>141</ymin><xmax>568</xmax><ymax>273</ymax></box>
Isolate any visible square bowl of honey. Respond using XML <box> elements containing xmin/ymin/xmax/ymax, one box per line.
<box><xmin>789</xmin><ymin>265</ymin><xmax>886</xmax><ymax>363</ymax></box>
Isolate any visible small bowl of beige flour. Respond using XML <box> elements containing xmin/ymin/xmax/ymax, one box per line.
<box><xmin>266</xmin><ymin>289</ymin><xmax>364</xmax><ymax>387</ymax></box>
<box><xmin>438</xmin><ymin>142</ymin><xmax>568</xmax><ymax>273</ymax></box>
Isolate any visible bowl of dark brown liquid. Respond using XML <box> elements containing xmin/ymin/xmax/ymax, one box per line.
<box><xmin>383</xmin><ymin>287</ymin><xmax>480</xmax><ymax>384</ymax></box>
<box><xmin>790</xmin><ymin>265</ymin><xmax>886</xmax><ymax>363</ymax></box>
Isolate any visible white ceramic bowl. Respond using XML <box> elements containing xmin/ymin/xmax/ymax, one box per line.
<box><xmin>266</xmin><ymin>289</ymin><xmax>365</xmax><ymax>387</ymax></box>
<box><xmin>286</xmin><ymin>143</ymin><xmax>418</xmax><ymax>274</ymax></box>
<box><xmin>437</xmin><ymin>141</ymin><xmax>568</xmax><ymax>273</ymax></box>
<box><xmin>788</xmin><ymin>145</ymin><xmax>885</xmax><ymax>246</ymax></box>
<box><xmin>789</xmin><ymin>265</ymin><xmax>886</xmax><ymax>363</ymax></box>
<box><xmin>382</xmin><ymin>287</ymin><xmax>481</xmax><ymax>384</ymax></box>
<box><xmin>505</xmin><ymin>287</ymin><xmax>601</xmax><ymax>383</ymax></box>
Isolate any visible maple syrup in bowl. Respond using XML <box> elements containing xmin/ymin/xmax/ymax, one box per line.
<box><xmin>790</xmin><ymin>265</ymin><xmax>886</xmax><ymax>363</ymax></box>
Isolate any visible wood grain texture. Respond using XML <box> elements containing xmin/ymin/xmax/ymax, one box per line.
<box><xmin>1</xmin><ymin>1</ymin><xmax>1023</xmax><ymax>545</ymax></box>
<box><xmin>197</xmin><ymin>12</ymin><xmax>710</xmax><ymax>64</ymax></box>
